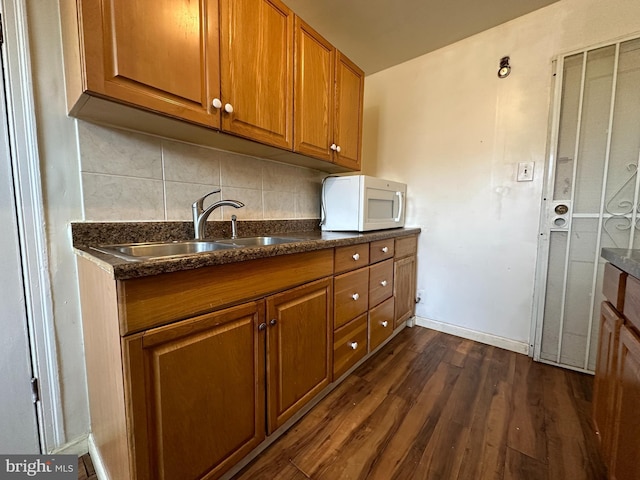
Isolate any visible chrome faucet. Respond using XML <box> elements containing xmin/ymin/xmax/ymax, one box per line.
<box><xmin>231</xmin><ymin>214</ymin><xmax>238</xmax><ymax>239</ymax></box>
<box><xmin>192</xmin><ymin>189</ymin><xmax>244</xmax><ymax>240</ymax></box>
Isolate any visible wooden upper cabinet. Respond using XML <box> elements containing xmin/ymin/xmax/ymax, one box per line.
<box><xmin>294</xmin><ymin>18</ymin><xmax>364</xmax><ymax>170</ymax></box>
<box><xmin>334</xmin><ymin>52</ymin><xmax>364</xmax><ymax>170</ymax></box>
<box><xmin>219</xmin><ymin>0</ymin><xmax>294</xmax><ymax>149</ymax></box>
<box><xmin>294</xmin><ymin>17</ymin><xmax>335</xmax><ymax>161</ymax></box>
<box><xmin>78</xmin><ymin>0</ymin><xmax>220</xmax><ymax>128</ymax></box>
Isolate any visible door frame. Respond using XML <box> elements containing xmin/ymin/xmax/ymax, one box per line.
<box><xmin>1</xmin><ymin>0</ymin><xmax>64</xmax><ymax>451</ymax></box>
<box><xmin>531</xmin><ymin>32</ymin><xmax>640</xmax><ymax>371</ymax></box>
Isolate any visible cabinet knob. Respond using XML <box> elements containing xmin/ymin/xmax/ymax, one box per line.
<box><xmin>224</xmin><ymin>103</ymin><xmax>234</xmax><ymax>113</ymax></box>
<box><xmin>381</xmin><ymin>321</ymin><xmax>388</xmax><ymax>328</ymax></box>
<box><xmin>380</xmin><ymin>280</ymin><xmax>387</xmax><ymax>287</ymax></box>
<box><xmin>330</xmin><ymin>143</ymin><xmax>337</xmax><ymax>151</ymax></box>
<box><xmin>211</xmin><ymin>98</ymin><xmax>222</xmax><ymax>109</ymax></box>
<box><xmin>352</xmin><ymin>293</ymin><xmax>360</xmax><ymax>301</ymax></box>
<box><xmin>258</xmin><ymin>322</ymin><xmax>267</xmax><ymax>331</ymax></box>
<box><xmin>381</xmin><ymin>246</ymin><xmax>389</xmax><ymax>253</ymax></box>
<box><xmin>336</xmin><ymin>145</ymin><xmax>341</xmax><ymax>153</ymax></box>
<box><xmin>352</xmin><ymin>253</ymin><xmax>360</xmax><ymax>261</ymax></box>
<box><xmin>269</xmin><ymin>319</ymin><xmax>277</xmax><ymax>326</ymax></box>
<box><xmin>349</xmin><ymin>341</ymin><xmax>358</xmax><ymax>350</ymax></box>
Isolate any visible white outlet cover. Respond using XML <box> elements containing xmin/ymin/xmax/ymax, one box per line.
<box><xmin>517</xmin><ymin>162</ymin><xmax>534</xmax><ymax>182</ymax></box>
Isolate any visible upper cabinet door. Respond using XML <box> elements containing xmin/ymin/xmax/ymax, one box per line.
<box><xmin>293</xmin><ymin>17</ymin><xmax>334</xmax><ymax>161</ymax></box>
<box><xmin>334</xmin><ymin>52</ymin><xmax>364</xmax><ymax>170</ymax></box>
<box><xmin>219</xmin><ymin>0</ymin><xmax>294</xmax><ymax>149</ymax></box>
<box><xmin>79</xmin><ymin>0</ymin><xmax>220</xmax><ymax>128</ymax></box>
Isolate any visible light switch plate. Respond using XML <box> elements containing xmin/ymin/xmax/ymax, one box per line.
<box><xmin>517</xmin><ymin>162</ymin><xmax>534</xmax><ymax>182</ymax></box>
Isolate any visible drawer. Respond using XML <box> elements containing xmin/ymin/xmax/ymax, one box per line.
<box><xmin>369</xmin><ymin>259</ymin><xmax>393</xmax><ymax>308</ymax></box>
<box><xmin>603</xmin><ymin>263</ymin><xmax>626</xmax><ymax>312</ymax></box>
<box><xmin>370</xmin><ymin>239</ymin><xmax>394</xmax><ymax>264</ymax></box>
<box><xmin>335</xmin><ymin>244</ymin><xmax>369</xmax><ymax>274</ymax></box>
<box><xmin>395</xmin><ymin>235</ymin><xmax>417</xmax><ymax>259</ymax></box>
<box><xmin>624</xmin><ymin>275</ymin><xmax>640</xmax><ymax>333</ymax></box>
<box><xmin>369</xmin><ymin>297</ymin><xmax>394</xmax><ymax>352</ymax></box>
<box><xmin>334</xmin><ymin>268</ymin><xmax>369</xmax><ymax>329</ymax></box>
<box><xmin>333</xmin><ymin>313</ymin><xmax>368</xmax><ymax>379</ymax></box>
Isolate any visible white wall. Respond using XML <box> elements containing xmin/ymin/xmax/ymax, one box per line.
<box><xmin>362</xmin><ymin>0</ymin><xmax>640</xmax><ymax>351</ymax></box>
<box><xmin>26</xmin><ymin>0</ymin><xmax>88</xmax><ymax>451</ymax></box>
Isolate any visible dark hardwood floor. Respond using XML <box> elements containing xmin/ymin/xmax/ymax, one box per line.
<box><xmin>232</xmin><ymin>327</ymin><xmax>606</xmax><ymax>480</ymax></box>
<box><xmin>77</xmin><ymin>452</ymin><xmax>96</xmax><ymax>480</ymax></box>
<box><xmin>78</xmin><ymin>327</ymin><xmax>606</xmax><ymax>479</ymax></box>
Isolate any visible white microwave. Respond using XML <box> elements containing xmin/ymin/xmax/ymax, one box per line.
<box><xmin>321</xmin><ymin>175</ymin><xmax>406</xmax><ymax>231</ymax></box>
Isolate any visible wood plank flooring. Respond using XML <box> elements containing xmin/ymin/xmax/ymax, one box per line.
<box><xmin>232</xmin><ymin>327</ymin><xmax>606</xmax><ymax>480</ymax></box>
<box><xmin>77</xmin><ymin>327</ymin><xmax>606</xmax><ymax>480</ymax></box>
<box><xmin>77</xmin><ymin>453</ymin><xmax>97</xmax><ymax>480</ymax></box>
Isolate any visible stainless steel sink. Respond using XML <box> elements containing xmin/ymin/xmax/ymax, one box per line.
<box><xmin>91</xmin><ymin>236</ymin><xmax>305</xmax><ymax>261</ymax></box>
<box><xmin>91</xmin><ymin>240</ymin><xmax>237</xmax><ymax>261</ymax></box>
<box><xmin>214</xmin><ymin>236</ymin><xmax>302</xmax><ymax>247</ymax></box>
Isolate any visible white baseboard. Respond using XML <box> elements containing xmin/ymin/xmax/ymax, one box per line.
<box><xmin>49</xmin><ymin>433</ymin><xmax>88</xmax><ymax>456</ymax></box>
<box><xmin>88</xmin><ymin>434</ymin><xmax>109</xmax><ymax>480</ymax></box>
<box><xmin>415</xmin><ymin>316</ymin><xmax>530</xmax><ymax>355</ymax></box>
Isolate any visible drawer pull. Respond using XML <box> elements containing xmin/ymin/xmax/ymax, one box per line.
<box><xmin>381</xmin><ymin>246</ymin><xmax>389</xmax><ymax>253</ymax></box>
<box><xmin>352</xmin><ymin>293</ymin><xmax>360</xmax><ymax>301</ymax></box>
<box><xmin>380</xmin><ymin>280</ymin><xmax>388</xmax><ymax>287</ymax></box>
<box><xmin>352</xmin><ymin>253</ymin><xmax>360</xmax><ymax>261</ymax></box>
<box><xmin>349</xmin><ymin>341</ymin><xmax>358</xmax><ymax>350</ymax></box>
<box><xmin>381</xmin><ymin>321</ymin><xmax>388</xmax><ymax>328</ymax></box>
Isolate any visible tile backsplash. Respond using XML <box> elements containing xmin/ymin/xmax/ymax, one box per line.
<box><xmin>78</xmin><ymin>121</ymin><xmax>326</xmax><ymax>222</ymax></box>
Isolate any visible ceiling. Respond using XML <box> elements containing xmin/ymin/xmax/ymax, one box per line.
<box><xmin>285</xmin><ymin>0</ymin><xmax>561</xmax><ymax>75</ymax></box>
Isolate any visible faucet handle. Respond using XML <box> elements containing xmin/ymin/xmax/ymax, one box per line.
<box><xmin>192</xmin><ymin>189</ymin><xmax>221</xmax><ymax>212</ymax></box>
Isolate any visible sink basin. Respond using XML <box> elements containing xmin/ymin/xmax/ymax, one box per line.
<box><xmin>92</xmin><ymin>240</ymin><xmax>236</xmax><ymax>261</ymax></box>
<box><xmin>214</xmin><ymin>236</ymin><xmax>303</xmax><ymax>247</ymax></box>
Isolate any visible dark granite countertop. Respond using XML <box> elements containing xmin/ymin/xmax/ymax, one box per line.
<box><xmin>72</xmin><ymin>220</ymin><xmax>421</xmax><ymax>280</ymax></box>
<box><xmin>601</xmin><ymin>248</ymin><xmax>640</xmax><ymax>279</ymax></box>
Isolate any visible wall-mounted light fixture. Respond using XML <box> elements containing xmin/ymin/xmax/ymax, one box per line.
<box><xmin>498</xmin><ymin>56</ymin><xmax>511</xmax><ymax>78</ymax></box>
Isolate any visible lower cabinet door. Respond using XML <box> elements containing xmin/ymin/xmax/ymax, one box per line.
<box><xmin>394</xmin><ymin>254</ymin><xmax>416</xmax><ymax>328</ymax></box>
<box><xmin>610</xmin><ymin>325</ymin><xmax>640</xmax><ymax>480</ymax></box>
<box><xmin>592</xmin><ymin>301</ymin><xmax>622</xmax><ymax>463</ymax></box>
<box><xmin>266</xmin><ymin>277</ymin><xmax>332</xmax><ymax>433</ymax></box>
<box><xmin>124</xmin><ymin>301</ymin><xmax>266</xmax><ymax>480</ymax></box>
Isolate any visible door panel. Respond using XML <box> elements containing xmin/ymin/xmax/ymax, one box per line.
<box><xmin>334</xmin><ymin>52</ymin><xmax>363</xmax><ymax>170</ymax></box>
<box><xmin>266</xmin><ymin>278</ymin><xmax>332</xmax><ymax>433</ymax></box>
<box><xmin>536</xmin><ymin>37</ymin><xmax>640</xmax><ymax>371</ymax></box>
<box><xmin>126</xmin><ymin>302</ymin><xmax>265</xmax><ymax>480</ymax></box>
<box><xmin>220</xmin><ymin>0</ymin><xmax>293</xmax><ymax>149</ymax></box>
<box><xmin>81</xmin><ymin>0</ymin><xmax>220</xmax><ymax>127</ymax></box>
<box><xmin>0</xmin><ymin>50</ymin><xmax>40</xmax><ymax>453</ymax></box>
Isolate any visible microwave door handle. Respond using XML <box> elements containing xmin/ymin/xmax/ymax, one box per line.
<box><xmin>394</xmin><ymin>191</ymin><xmax>404</xmax><ymax>222</ymax></box>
